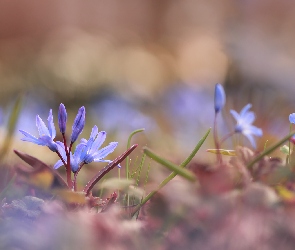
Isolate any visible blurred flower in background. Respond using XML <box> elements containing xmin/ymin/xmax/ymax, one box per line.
<box><xmin>90</xmin><ymin>94</ymin><xmax>157</xmax><ymax>142</ymax></box>
<box><xmin>0</xmin><ymin>0</ymin><xmax>293</xmax><ymax>156</ymax></box>
<box><xmin>161</xmin><ymin>83</ymin><xmax>215</xmax><ymax>153</ymax></box>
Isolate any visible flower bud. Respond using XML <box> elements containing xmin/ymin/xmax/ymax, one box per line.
<box><xmin>58</xmin><ymin>103</ymin><xmax>67</xmax><ymax>134</ymax></box>
<box><xmin>71</xmin><ymin>106</ymin><xmax>86</xmax><ymax>143</ymax></box>
<box><xmin>214</xmin><ymin>83</ymin><xmax>226</xmax><ymax>113</ymax></box>
<box><xmin>289</xmin><ymin>113</ymin><xmax>295</xmax><ymax>124</ymax></box>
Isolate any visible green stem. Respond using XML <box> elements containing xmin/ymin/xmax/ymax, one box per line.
<box><xmin>144</xmin><ymin>148</ymin><xmax>196</xmax><ymax>182</ymax></box>
<box><xmin>289</xmin><ymin>124</ymin><xmax>292</xmax><ymax>164</ymax></box>
<box><xmin>247</xmin><ymin>131</ymin><xmax>295</xmax><ymax>169</ymax></box>
<box><xmin>126</xmin><ymin>128</ymin><xmax>144</xmax><ymax>206</ymax></box>
<box><xmin>131</xmin><ymin>128</ymin><xmax>211</xmax><ymax>216</ymax></box>
<box><xmin>126</xmin><ymin>128</ymin><xmax>145</xmax><ymax>179</ymax></box>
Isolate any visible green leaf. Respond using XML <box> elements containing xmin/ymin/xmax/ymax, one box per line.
<box><xmin>207</xmin><ymin>148</ymin><xmax>236</xmax><ymax>156</ymax></box>
<box><xmin>0</xmin><ymin>94</ymin><xmax>23</xmax><ymax>160</ymax></box>
<box><xmin>247</xmin><ymin>131</ymin><xmax>295</xmax><ymax>169</ymax></box>
<box><xmin>126</xmin><ymin>128</ymin><xmax>145</xmax><ymax>178</ymax></box>
<box><xmin>143</xmin><ymin>147</ymin><xmax>196</xmax><ymax>182</ymax></box>
<box><xmin>131</xmin><ymin>128</ymin><xmax>210</xmax><ymax>217</ymax></box>
<box><xmin>280</xmin><ymin>145</ymin><xmax>291</xmax><ymax>155</ymax></box>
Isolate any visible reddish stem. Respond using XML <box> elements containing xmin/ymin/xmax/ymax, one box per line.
<box><xmin>213</xmin><ymin>112</ymin><xmax>222</xmax><ymax>163</ymax></box>
<box><xmin>61</xmin><ymin>133</ymin><xmax>73</xmax><ymax>188</ymax></box>
<box><xmin>73</xmin><ymin>163</ymin><xmax>84</xmax><ymax>191</ymax></box>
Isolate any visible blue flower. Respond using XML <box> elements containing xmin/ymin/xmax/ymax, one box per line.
<box><xmin>214</xmin><ymin>83</ymin><xmax>226</xmax><ymax>113</ymax></box>
<box><xmin>230</xmin><ymin>104</ymin><xmax>263</xmax><ymax>148</ymax></box>
<box><xmin>54</xmin><ymin>125</ymin><xmax>118</xmax><ymax>172</ymax></box>
<box><xmin>71</xmin><ymin>106</ymin><xmax>86</xmax><ymax>143</ymax></box>
<box><xmin>19</xmin><ymin>109</ymin><xmax>58</xmax><ymax>152</ymax></box>
<box><xmin>58</xmin><ymin>103</ymin><xmax>67</xmax><ymax>134</ymax></box>
<box><xmin>289</xmin><ymin>113</ymin><xmax>295</xmax><ymax>124</ymax></box>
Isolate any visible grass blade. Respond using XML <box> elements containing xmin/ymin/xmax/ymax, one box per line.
<box><xmin>0</xmin><ymin>95</ymin><xmax>23</xmax><ymax>160</ymax></box>
<box><xmin>247</xmin><ymin>131</ymin><xmax>295</xmax><ymax>169</ymax></box>
<box><xmin>131</xmin><ymin>128</ymin><xmax>210</xmax><ymax>216</ymax></box>
<box><xmin>144</xmin><ymin>147</ymin><xmax>196</xmax><ymax>182</ymax></box>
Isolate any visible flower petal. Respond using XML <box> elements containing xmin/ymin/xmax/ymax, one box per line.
<box><xmin>19</xmin><ymin>130</ymin><xmax>45</xmax><ymax>145</ymax></box>
<box><xmin>54</xmin><ymin>159</ymin><xmax>64</xmax><ymax>169</ymax></box>
<box><xmin>58</xmin><ymin>103</ymin><xmax>67</xmax><ymax>134</ymax></box>
<box><xmin>92</xmin><ymin>142</ymin><xmax>118</xmax><ymax>161</ymax></box>
<box><xmin>240</xmin><ymin>103</ymin><xmax>252</xmax><ymax>117</ymax></box>
<box><xmin>47</xmin><ymin>109</ymin><xmax>56</xmax><ymax>139</ymax></box>
<box><xmin>39</xmin><ymin>136</ymin><xmax>58</xmax><ymax>152</ymax></box>
<box><xmin>90</xmin><ymin>131</ymin><xmax>106</xmax><ymax>154</ymax></box>
<box><xmin>230</xmin><ymin>110</ymin><xmax>240</xmax><ymax>122</ymax></box>
<box><xmin>214</xmin><ymin>83</ymin><xmax>226</xmax><ymax>113</ymax></box>
<box><xmin>36</xmin><ymin>115</ymin><xmax>50</xmax><ymax>137</ymax></box>
<box><xmin>289</xmin><ymin>113</ymin><xmax>295</xmax><ymax>124</ymax></box>
<box><xmin>240</xmin><ymin>111</ymin><xmax>255</xmax><ymax>125</ymax></box>
<box><xmin>71</xmin><ymin>106</ymin><xmax>86</xmax><ymax>143</ymax></box>
<box><xmin>245</xmin><ymin>134</ymin><xmax>256</xmax><ymax>148</ymax></box>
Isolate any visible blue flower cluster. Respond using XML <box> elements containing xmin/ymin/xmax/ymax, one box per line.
<box><xmin>20</xmin><ymin>104</ymin><xmax>118</xmax><ymax>173</ymax></box>
<box><xmin>214</xmin><ymin>84</ymin><xmax>262</xmax><ymax>148</ymax></box>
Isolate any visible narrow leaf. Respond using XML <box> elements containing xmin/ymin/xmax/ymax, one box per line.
<box><xmin>83</xmin><ymin>144</ymin><xmax>138</xmax><ymax>196</ymax></box>
<box><xmin>143</xmin><ymin>147</ymin><xmax>196</xmax><ymax>182</ymax></box>
<box><xmin>207</xmin><ymin>148</ymin><xmax>236</xmax><ymax>156</ymax></box>
<box><xmin>0</xmin><ymin>95</ymin><xmax>23</xmax><ymax>160</ymax></box>
<box><xmin>126</xmin><ymin>128</ymin><xmax>145</xmax><ymax>179</ymax></box>
<box><xmin>247</xmin><ymin>131</ymin><xmax>295</xmax><ymax>169</ymax></box>
<box><xmin>280</xmin><ymin>145</ymin><xmax>291</xmax><ymax>155</ymax></box>
<box><xmin>14</xmin><ymin>150</ymin><xmax>67</xmax><ymax>188</ymax></box>
<box><xmin>131</xmin><ymin>128</ymin><xmax>210</xmax><ymax>217</ymax></box>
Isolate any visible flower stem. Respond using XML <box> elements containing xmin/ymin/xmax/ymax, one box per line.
<box><xmin>62</xmin><ymin>133</ymin><xmax>73</xmax><ymax>188</ymax></box>
<box><xmin>219</xmin><ymin>131</ymin><xmax>236</xmax><ymax>146</ymax></box>
<box><xmin>131</xmin><ymin>128</ymin><xmax>210</xmax><ymax>217</ymax></box>
<box><xmin>56</xmin><ymin>150</ymin><xmax>72</xmax><ymax>188</ymax></box>
<box><xmin>73</xmin><ymin>163</ymin><xmax>84</xmax><ymax>191</ymax></box>
<box><xmin>213</xmin><ymin>113</ymin><xmax>222</xmax><ymax>163</ymax></box>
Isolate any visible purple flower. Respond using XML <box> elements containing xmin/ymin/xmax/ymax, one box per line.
<box><xmin>58</xmin><ymin>103</ymin><xmax>67</xmax><ymax>134</ymax></box>
<box><xmin>54</xmin><ymin>125</ymin><xmax>118</xmax><ymax>172</ymax></box>
<box><xmin>70</xmin><ymin>106</ymin><xmax>85</xmax><ymax>143</ymax></box>
<box><xmin>289</xmin><ymin>113</ymin><xmax>295</xmax><ymax>124</ymax></box>
<box><xmin>19</xmin><ymin>110</ymin><xmax>58</xmax><ymax>152</ymax></box>
<box><xmin>230</xmin><ymin>104</ymin><xmax>263</xmax><ymax>148</ymax></box>
<box><xmin>214</xmin><ymin>83</ymin><xmax>226</xmax><ymax>113</ymax></box>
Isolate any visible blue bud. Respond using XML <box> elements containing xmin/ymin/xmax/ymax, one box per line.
<box><xmin>58</xmin><ymin>103</ymin><xmax>67</xmax><ymax>134</ymax></box>
<box><xmin>71</xmin><ymin>106</ymin><xmax>86</xmax><ymax>143</ymax></box>
<box><xmin>214</xmin><ymin>83</ymin><xmax>226</xmax><ymax>113</ymax></box>
<box><xmin>289</xmin><ymin>113</ymin><xmax>295</xmax><ymax>124</ymax></box>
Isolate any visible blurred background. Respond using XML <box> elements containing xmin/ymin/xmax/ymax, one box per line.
<box><xmin>0</xmin><ymin>0</ymin><xmax>295</xmax><ymax>163</ymax></box>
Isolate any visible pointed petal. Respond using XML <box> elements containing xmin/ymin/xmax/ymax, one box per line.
<box><xmin>92</xmin><ymin>142</ymin><xmax>118</xmax><ymax>161</ymax></box>
<box><xmin>93</xmin><ymin>159</ymin><xmax>112</xmax><ymax>164</ymax></box>
<box><xmin>58</xmin><ymin>103</ymin><xmax>67</xmax><ymax>133</ymax></box>
<box><xmin>248</xmin><ymin>126</ymin><xmax>263</xmax><ymax>137</ymax></box>
<box><xmin>90</xmin><ymin>131</ymin><xmax>106</xmax><ymax>154</ymax></box>
<box><xmin>47</xmin><ymin>109</ymin><xmax>56</xmax><ymax>139</ymax></box>
<box><xmin>80</xmin><ymin>138</ymin><xmax>87</xmax><ymax>144</ymax></box>
<box><xmin>56</xmin><ymin>141</ymin><xmax>67</xmax><ymax>161</ymax></box>
<box><xmin>54</xmin><ymin>159</ymin><xmax>64</xmax><ymax>169</ymax></box>
<box><xmin>71</xmin><ymin>106</ymin><xmax>86</xmax><ymax>143</ymax></box>
<box><xmin>90</xmin><ymin>125</ymin><xmax>98</xmax><ymax>139</ymax></box>
<box><xmin>245</xmin><ymin>134</ymin><xmax>256</xmax><ymax>148</ymax></box>
<box><xmin>289</xmin><ymin>113</ymin><xmax>295</xmax><ymax>124</ymax></box>
<box><xmin>74</xmin><ymin>143</ymin><xmax>87</xmax><ymax>162</ymax></box>
<box><xmin>214</xmin><ymin>83</ymin><xmax>226</xmax><ymax>113</ymax></box>
<box><xmin>240</xmin><ymin>111</ymin><xmax>255</xmax><ymax>124</ymax></box>
<box><xmin>240</xmin><ymin>103</ymin><xmax>252</xmax><ymax>116</ymax></box>
<box><xmin>19</xmin><ymin>130</ymin><xmax>44</xmax><ymax>145</ymax></box>
<box><xmin>230</xmin><ymin>110</ymin><xmax>240</xmax><ymax>122</ymax></box>
<box><xmin>36</xmin><ymin>115</ymin><xmax>50</xmax><ymax>137</ymax></box>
